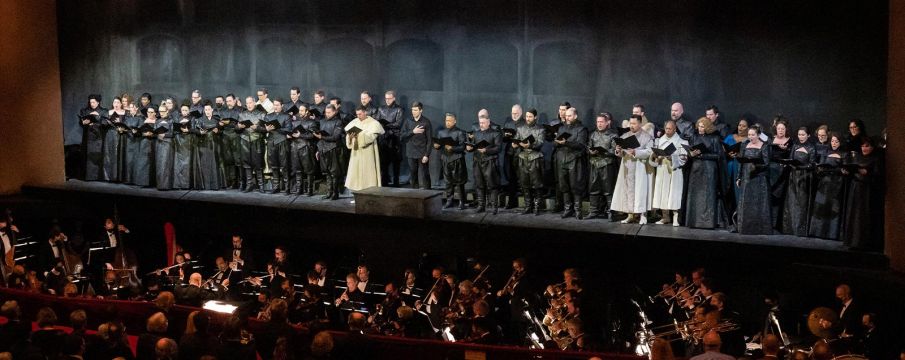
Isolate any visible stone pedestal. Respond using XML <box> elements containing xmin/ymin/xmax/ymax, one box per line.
<box><xmin>353</xmin><ymin>187</ymin><xmax>443</xmax><ymax>219</ymax></box>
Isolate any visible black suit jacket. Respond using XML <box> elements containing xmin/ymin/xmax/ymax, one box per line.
<box><xmin>838</xmin><ymin>299</ymin><xmax>863</xmax><ymax>338</ymax></box>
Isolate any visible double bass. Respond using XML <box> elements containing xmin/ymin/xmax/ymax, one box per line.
<box><xmin>50</xmin><ymin>225</ymin><xmax>84</xmax><ymax>280</ymax></box>
<box><xmin>1</xmin><ymin>209</ymin><xmax>19</xmax><ymax>284</ymax></box>
<box><xmin>111</xmin><ymin>204</ymin><xmax>141</xmax><ymax>290</ymax></box>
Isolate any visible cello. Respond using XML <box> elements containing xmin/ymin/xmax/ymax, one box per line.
<box><xmin>111</xmin><ymin>203</ymin><xmax>141</xmax><ymax>291</ymax></box>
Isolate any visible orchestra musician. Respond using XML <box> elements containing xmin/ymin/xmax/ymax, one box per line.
<box><xmin>225</xmin><ymin>234</ymin><xmax>254</xmax><ymax>272</ymax></box>
<box><xmin>335</xmin><ymin>273</ymin><xmax>366</xmax><ymax>309</ymax></box>
<box><xmin>496</xmin><ymin>258</ymin><xmax>531</xmax><ymax>345</ymax></box>
<box><xmin>0</xmin><ymin>216</ymin><xmax>20</xmax><ymax>285</ymax></box>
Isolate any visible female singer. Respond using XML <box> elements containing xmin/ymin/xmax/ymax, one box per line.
<box><xmin>192</xmin><ymin>103</ymin><xmax>223</xmax><ymax>190</ymax></box>
<box><xmin>737</xmin><ymin>127</ymin><xmax>773</xmax><ymax>235</ymax></box>
<box><xmin>684</xmin><ymin>117</ymin><xmax>726</xmax><ymax>229</ymax></box>
<box><xmin>155</xmin><ymin>105</ymin><xmax>175</xmax><ymax>190</ymax></box>
<box><xmin>842</xmin><ymin>138</ymin><xmax>884</xmax><ymax>250</ymax></box>
<box><xmin>123</xmin><ymin>103</ymin><xmax>144</xmax><ymax>185</ymax></box>
<box><xmin>103</xmin><ymin>97</ymin><xmax>128</xmax><ymax>182</ymax></box>
<box><xmin>133</xmin><ymin>107</ymin><xmax>158</xmax><ymax>187</ymax></box>
<box><xmin>814</xmin><ymin>125</ymin><xmax>830</xmax><ymax>163</ymax></box>
<box><xmin>781</xmin><ymin>127</ymin><xmax>816</xmax><ymax>236</ymax></box>
<box><xmin>844</xmin><ymin>119</ymin><xmax>867</xmax><ymax>152</ymax></box>
<box><xmin>769</xmin><ymin>117</ymin><xmax>792</xmax><ymax>229</ymax></box>
<box><xmin>809</xmin><ymin>132</ymin><xmax>847</xmax><ymax>240</ymax></box>
<box><xmin>724</xmin><ymin>118</ymin><xmax>749</xmax><ymax>208</ymax></box>
<box><xmin>172</xmin><ymin>104</ymin><xmax>195</xmax><ymax>190</ymax></box>
<box><xmin>80</xmin><ymin>94</ymin><xmax>108</xmax><ymax>181</ymax></box>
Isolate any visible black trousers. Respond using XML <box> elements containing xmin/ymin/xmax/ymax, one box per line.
<box><xmin>407</xmin><ymin>157</ymin><xmax>430</xmax><ymax>189</ymax></box>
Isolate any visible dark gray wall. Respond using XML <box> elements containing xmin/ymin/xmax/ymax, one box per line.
<box><xmin>59</xmin><ymin>0</ymin><xmax>888</xmax><ymax>145</ymax></box>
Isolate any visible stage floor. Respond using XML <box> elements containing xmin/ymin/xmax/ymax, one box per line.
<box><xmin>19</xmin><ymin>180</ymin><xmax>886</xmax><ymax>270</ymax></box>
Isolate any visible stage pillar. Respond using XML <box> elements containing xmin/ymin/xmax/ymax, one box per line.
<box><xmin>886</xmin><ymin>0</ymin><xmax>905</xmax><ymax>272</ymax></box>
<box><xmin>0</xmin><ymin>0</ymin><xmax>65</xmax><ymax>194</ymax></box>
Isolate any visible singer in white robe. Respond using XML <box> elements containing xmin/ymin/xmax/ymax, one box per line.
<box><xmin>651</xmin><ymin>120</ymin><xmax>688</xmax><ymax>226</ymax></box>
<box><xmin>612</xmin><ymin>116</ymin><xmax>654</xmax><ymax>224</ymax></box>
<box><xmin>345</xmin><ymin>108</ymin><xmax>385</xmax><ymax>191</ymax></box>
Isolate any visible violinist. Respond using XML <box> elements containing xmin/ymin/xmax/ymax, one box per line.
<box><xmin>369</xmin><ymin>282</ymin><xmax>402</xmax><ymax>334</ymax></box>
<box><xmin>497</xmin><ymin>258</ymin><xmax>531</xmax><ymax>344</ymax></box>
<box><xmin>418</xmin><ymin>267</ymin><xmax>451</xmax><ymax>326</ymax></box>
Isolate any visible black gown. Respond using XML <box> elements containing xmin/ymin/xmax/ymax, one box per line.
<box><xmin>155</xmin><ymin>118</ymin><xmax>175</xmax><ymax>190</ymax></box>
<box><xmin>737</xmin><ymin>145</ymin><xmax>773</xmax><ymax>235</ymax></box>
<box><xmin>122</xmin><ymin>113</ymin><xmax>144</xmax><ymax>185</ymax></box>
<box><xmin>842</xmin><ymin>153</ymin><xmax>883</xmax><ymax>249</ymax></box>
<box><xmin>132</xmin><ymin>120</ymin><xmax>157</xmax><ymax>187</ymax></box>
<box><xmin>192</xmin><ymin>116</ymin><xmax>223</xmax><ymax>190</ymax></box>
<box><xmin>102</xmin><ymin>111</ymin><xmax>127</xmax><ymax>182</ymax></box>
<box><xmin>79</xmin><ymin>106</ymin><xmax>108</xmax><ymax>181</ymax></box>
<box><xmin>809</xmin><ymin>150</ymin><xmax>847</xmax><ymax>240</ymax></box>
<box><xmin>172</xmin><ymin>118</ymin><xmax>195</xmax><ymax>189</ymax></box>
<box><xmin>685</xmin><ymin>132</ymin><xmax>726</xmax><ymax>229</ymax></box>
<box><xmin>769</xmin><ymin>138</ymin><xmax>792</xmax><ymax>229</ymax></box>
<box><xmin>781</xmin><ymin>143</ymin><xmax>815</xmax><ymax>236</ymax></box>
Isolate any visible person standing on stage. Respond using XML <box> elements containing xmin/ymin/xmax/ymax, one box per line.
<box><xmin>437</xmin><ymin>113</ymin><xmax>469</xmax><ymax>210</ymax></box>
<box><xmin>378</xmin><ymin>90</ymin><xmax>405</xmax><ymax>187</ymax></box>
<box><xmin>554</xmin><ymin>107</ymin><xmax>589</xmax><ymax>219</ymax></box>
<box><xmin>514</xmin><ymin>109</ymin><xmax>546</xmax><ymax>215</ymax></box>
<box><xmin>238</xmin><ymin>96</ymin><xmax>267</xmax><ymax>193</ymax></box>
<box><xmin>80</xmin><ymin>94</ymin><xmax>108</xmax><ymax>181</ymax></box>
<box><xmin>587</xmin><ymin>112</ymin><xmax>619</xmax><ymax>219</ymax></box>
<box><xmin>264</xmin><ymin>99</ymin><xmax>291</xmax><ymax>194</ymax></box>
<box><xmin>469</xmin><ymin>110</ymin><xmax>503</xmax><ymax>214</ymax></box>
<box><xmin>651</xmin><ymin>120</ymin><xmax>688</xmax><ymax>226</ymax></box>
<box><xmin>344</xmin><ymin>106</ymin><xmax>385</xmax><ymax>192</ymax></box>
<box><xmin>612</xmin><ymin>115</ymin><xmax>654</xmax><ymax>224</ymax></box>
<box><xmin>315</xmin><ymin>105</ymin><xmax>345</xmax><ymax>200</ymax></box>
<box><xmin>400</xmin><ymin>101</ymin><xmax>432</xmax><ymax>189</ymax></box>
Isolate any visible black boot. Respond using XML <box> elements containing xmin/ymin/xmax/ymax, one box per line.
<box><xmin>553</xmin><ymin>190</ymin><xmax>564</xmax><ymax>212</ymax></box>
<box><xmin>587</xmin><ymin>195</ymin><xmax>601</xmax><ymax>219</ymax></box>
<box><xmin>490</xmin><ymin>190</ymin><xmax>500</xmax><ymax>215</ymax></box>
<box><xmin>561</xmin><ymin>193</ymin><xmax>574</xmax><ymax>218</ymax></box>
<box><xmin>331</xmin><ymin>176</ymin><xmax>340</xmax><ymax>200</ymax></box>
<box><xmin>457</xmin><ymin>185</ymin><xmax>467</xmax><ymax>210</ymax></box>
<box><xmin>475</xmin><ymin>188</ymin><xmax>486</xmax><ymax>213</ymax></box>
<box><xmin>443</xmin><ymin>188</ymin><xmax>455</xmax><ymax>209</ymax></box>
<box><xmin>574</xmin><ymin>196</ymin><xmax>583</xmax><ymax>220</ymax></box>
<box><xmin>270</xmin><ymin>169</ymin><xmax>282</xmax><ymax>194</ymax></box>
<box><xmin>239</xmin><ymin>167</ymin><xmax>248</xmax><ymax>191</ymax></box>
<box><xmin>255</xmin><ymin>172</ymin><xmax>265</xmax><ymax>194</ymax></box>
<box><xmin>306</xmin><ymin>176</ymin><xmax>316</xmax><ymax>197</ymax></box>
<box><xmin>284</xmin><ymin>171</ymin><xmax>294</xmax><ymax>195</ymax></box>
<box><xmin>322</xmin><ymin>175</ymin><xmax>334</xmax><ymax>200</ymax></box>
<box><xmin>533</xmin><ymin>191</ymin><xmax>542</xmax><ymax>216</ymax></box>
<box><xmin>242</xmin><ymin>170</ymin><xmax>256</xmax><ymax>193</ymax></box>
<box><xmin>522</xmin><ymin>189</ymin><xmax>534</xmax><ymax>215</ymax></box>
<box><xmin>295</xmin><ymin>172</ymin><xmax>304</xmax><ymax>195</ymax></box>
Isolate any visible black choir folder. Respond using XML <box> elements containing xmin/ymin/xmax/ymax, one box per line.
<box><xmin>555</xmin><ymin>132</ymin><xmax>572</xmax><ymax>141</ymax></box>
<box><xmin>615</xmin><ymin>135</ymin><xmax>640</xmax><ymax>149</ymax></box>
<box><xmin>346</xmin><ymin>126</ymin><xmax>363</xmax><ymax>135</ymax></box>
<box><xmin>652</xmin><ymin>143</ymin><xmax>677</xmax><ymax>157</ymax></box>
<box><xmin>722</xmin><ymin>142</ymin><xmax>742</xmax><ymax>154</ymax></box>
<box><xmin>682</xmin><ymin>143</ymin><xmax>708</xmax><ymax>153</ymax></box>
<box><xmin>519</xmin><ymin>135</ymin><xmax>536</xmax><ymax>144</ymax></box>
<box><xmin>437</xmin><ymin>137</ymin><xmax>458</xmax><ymax>147</ymax></box>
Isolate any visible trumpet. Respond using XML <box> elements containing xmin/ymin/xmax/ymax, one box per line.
<box><xmin>665</xmin><ymin>282</ymin><xmax>696</xmax><ymax>301</ymax></box>
<box><xmin>653</xmin><ymin>280</ymin><xmax>682</xmax><ymax>298</ymax></box>
<box><xmin>545</xmin><ymin>282</ymin><xmax>567</xmax><ymax>298</ymax></box>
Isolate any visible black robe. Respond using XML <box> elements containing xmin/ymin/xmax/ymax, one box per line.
<box><xmin>769</xmin><ymin>138</ymin><xmax>792</xmax><ymax>228</ymax></box>
<box><xmin>842</xmin><ymin>153</ymin><xmax>883</xmax><ymax>249</ymax></box>
<box><xmin>122</xmin><ymin>113</ymin><xmax>144</xmax><ymax>184</ymax></box>
<box><xmin>238</xmin><ymin>110</ymin><xmax>266</xmax><ymax>170</ymax></box>
<box><xmin>192</xmin><ymin>116</ymin><xmax>223</xmax><ymax>190</ymax></box>
<box><xmin>80</xmin><ymin>106</ymin><xmax>108</xmax><ymax>180</ymax></box>
<box><xmin>132</xmin><ymin>120</ymin><xmax>157</xmax><ymax>187</ymax></box>
<box><xmin>685</xmin><ymin>132</ymin><xmax>727</xmax><ymax>229</ymax></box>
<box><xmin>553</xmin><ymin>122</ymin><xmax>589</xmax><ymax>195</ymax></box>
<box><xmin>290</xmin><ymin>117</ymin><xmax>320</xmax><ymax>175</ymax></box>
<box><xmin>516</xmin><ymin>122</ymin><xmax>547</xmax><ymax>190</ymax></box>
<box><xmin>155</xmin><ymin>118</ymin><xmax>175</xmax><ymax>190</ymax></box>
<box><xmin>809</xmin><ymin>150</ymin><xmax>847</xmax><ymax>240</ymax></box>
<box><xmin>264</xmin><ymin>112</ymin><xmax>291</xmax><ymax>170</ymax></box>
<box><xmin>172</xmin><ymin>118</ymin><xmax>195</xmax><ymax>189</ymax></box>
<box><xmin>216</xmin><ymin>106</ymin><xmax>242</xmax><ymax>169</ymax></box>
<box><xmin>102</xmin><ymin>111</ymin><xmax>127</xmax><ymax>182</ymax></box>
<box><xmin>781</xmin><ymin>143</ymin><xmax>816</xmax><ymax>236</ymax></box>
<box><xmin>737</xmin><ymin>145</ymin><xmax>773</xmax><ymax>235</ymax></box>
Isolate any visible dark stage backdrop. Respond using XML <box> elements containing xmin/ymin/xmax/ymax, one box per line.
<box><xmin>59</xmin><ymin>0</ymin><xmax>888</xmax><ymax>145</ymax></box>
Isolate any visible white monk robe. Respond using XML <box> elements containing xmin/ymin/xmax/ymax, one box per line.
<box><xmin>651</xmin><ymin>133</ymin><xmax>688</xmax><ymax>210</ymax></box>
<box><xmin>611</xmin><ymin>129</ymin><xmax>654</xmax><ymax>214</ymax></box>
<box><xmin>345</xmin><ymin>116</ymin><xmax>385</xmax><ymax>191</ymax></box>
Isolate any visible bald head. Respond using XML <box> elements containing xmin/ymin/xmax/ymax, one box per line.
<box><xmin>671</xmin><ymin>103</ymin><xmax>685</xmax><ymax>120</ymax></box>
<box><xmin>703</xmin><ymin>330</ymin><xmax>721</xmax><ymax>351</ymax></box>
<box><xmin>836</xmin><ymin>284</ymin><xmax>852</xmax><ymax>302</ymax></box>
<box><xmin>348</xmin><ymin>312</ymin><xmax>367</xmax><ymax>331</ymax></box>
<box><xmin>190</xmin><ymin>273</ymin><xmax>202</xmax><ymax>286</ymax></box>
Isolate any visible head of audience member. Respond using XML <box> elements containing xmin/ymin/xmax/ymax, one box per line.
<box><xmin>37</xmin><ymin>307</ymin><xmax>58</xmax><ymax>329</ymax></box>
<box><xmin>348</xmin><ymin>312</ymin><xmax>367</xmax><ymax>332</ymax></box>
<box><xmin>155</xmin><ymin>337</ymin><xmax>178</xmax><ymax>360</ymax></box>
<box><xmin>702</xmin><ymin>330</ymin><xmax>722</xmax><ymax>353</ymax></box>
<box><xmin>155</xmin><ymin>291</ymin><xmax>175</xmax><ymax>313</ymax></box>
<box><xmin>1</xmin><ymin>301</ymin><xmax>20</xmax><ymax>321</ymax></box>
<box><xmin>69</xmin><ymin>309</ymin><xmax>87</xmax><ymax>332</ymax></box>
<box><xmin>311</xmin><ymin>331</ymin><xmax>335</xmax><ymax>357</ymax></box>
<box><xmin>762</xmin><ymin>334</ymin><xmax>780</xmax><ymax>357</ymax></box>
<box><xmin>269</xmin><ymin>298</ymin><xmax>289</xmax><ymax>323</ymax></box>
<box><xmin>147</xmin><ymin>312</ymin><xmax>169</xmax><ymax>335</ymax></box>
